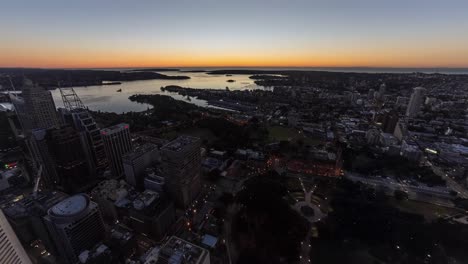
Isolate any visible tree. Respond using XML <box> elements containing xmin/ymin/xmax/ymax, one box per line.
<box><xmin>394</xmin><ymin>190</ymin><xmax>408</xmax><ymax>201</ymax></box>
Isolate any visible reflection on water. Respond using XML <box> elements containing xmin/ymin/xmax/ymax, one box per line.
<box><xmin>51</xmin><ymin>71</ymin><xmax>267</xmax><ymax>113</ymax></box>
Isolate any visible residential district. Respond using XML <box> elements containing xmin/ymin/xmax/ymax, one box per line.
<box><xmin>0</xmin><ymin>70</ymin><xmax>468</xmax><ymax>264</ymax></box>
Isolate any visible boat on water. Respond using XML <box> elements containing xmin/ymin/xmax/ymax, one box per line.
<box><xmin>116</xmin><ymin>89</ymin><xmax>122</xmax><ymax>92</ymax></box>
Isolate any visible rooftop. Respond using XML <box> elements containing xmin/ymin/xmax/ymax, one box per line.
<box><xmin>133</xmin><ymin>190</ymin><xmax>159</xmax><ymax>210</ymax></box>
<box><xmin>122</xmin><ymin>143</ymin><xmax>158</xmax><ymax>161</ymax></box>
<box><xmin>157</xmin><ymin>236</ymin><xmax>209</xmax><ymax>264</ymax></box>
<box><xmin>49</xmin><ymin>194</ymin><xmax>88</xmax><ymax>217</ymax></box>
<box><xmin>101</xmin><ymin>123</ymin><xmax>129</xmax><ymax>134</ymax></box>
<box><xmin>161</xmin><ymin>136</ymin><xmax>199</xmax><ymax>153</ymax></box>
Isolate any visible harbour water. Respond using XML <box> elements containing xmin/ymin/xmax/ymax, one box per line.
<box><xmin>48</xmin><ymin>67</ymin><xmax>468</xmax><ymax>113</ymax></box>
<box><xmin>50</xmin><ymin>71</ymin><xmax>267</xmax><ymax>113</ymax></box>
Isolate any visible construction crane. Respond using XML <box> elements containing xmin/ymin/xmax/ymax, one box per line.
<box><xmin>8</xmin><ymin>75</ymin><xmax>16</xmax><ymax>91</ymax></box>
<box><xmin>58</xmin><ymin>81</ymin><xmax>86</xmax><ymax>110</ymax></box>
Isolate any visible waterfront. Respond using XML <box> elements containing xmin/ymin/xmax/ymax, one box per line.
<box><xmin>50</xmin><ymin>71</ymin><xmax>266</xmax><ymax>113</ymax></box>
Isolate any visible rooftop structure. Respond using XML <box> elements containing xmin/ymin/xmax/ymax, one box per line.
<box><xmin>101</xmin><ymin>123</ymin><xmax>130</xmax><ymax>135</ymax></box>
<box><xmin>78</xmin><ymin>243</ymin><xmax>114</xmax><ymax>264</ymax></box>
<box><xmin>161</xmin><ymin>136</ymin><xmax>200</xmax><ymax>153</ymax></box>
<box><xmin>156</xmin><ymin>236</ymin><xmax>210</xmax><ymax>264</ymax></box>
<box><xmin>144</xmin><ymin>169</ymin><xmax>165</xmax><ymax>192</ymax></box>
<box><xmin>44</xmin><ymin>194</ymin><xmax>105</xmax><ymax>264</ymax></box>
<box><xmin>123</xmin><ymin>143</ymin><xmax>159</xmax><ymax>161</ymax></box>
<box><xmin>114</xmin><ymin>189</ymin><xmax>176</xmax><ymax>239</ymax></box>
<box><xmin>49</xmin><ymin>195</ymin><xmax>87</xmax><ymax>217</ymax></box>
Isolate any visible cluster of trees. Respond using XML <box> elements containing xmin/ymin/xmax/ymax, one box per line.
<box><xmin>310</xmin><ymin>179</ymin><xmax>468</xmax><ymax>264</ymax></box>
<box><xmin>196</xmin><ymin>117</ymin><xmax>268</xmax><ymax>150</ymax></box>
<box><xmin>92</xmin><ymin>94</ymin><xmax>202</xmax><ymax>130</ymax></box>
<box><xmin>343</xmin><ymin>148</ymin><xmax>445</xmax><ymax>186</ymax></box>
<box><xmin>233</xmin><ymin>172</ymin><xmax>308</xmax><ymax>263</ymax></box>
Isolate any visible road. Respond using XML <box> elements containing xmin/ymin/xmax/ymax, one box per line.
<box><xmin>431</xmin><ymin>165</ymin><xmax>468</xmax><ymax>199</ymax></box>
<box><xmin>345</xmin><ymin>172</ymin><xmax>456</xmax><ymax>207</ymax></box>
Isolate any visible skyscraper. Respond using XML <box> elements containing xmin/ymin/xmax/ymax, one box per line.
<box><xmin>101</xmin><ymin>123</ymin><xmax>132</xmax><ymax>178</ymax></box>
<box><xmin>46</xmin><ymin>126</ymin><xmax>94</xmax><ymax>192</ymax></box>
<box><xmin>375</xmin><ymin>83</ymin><xmax>386</xmax><ymax>101</ymax></box>
<box><xmin>59</xmin><ymin>108</ymin><xmax>108</xmax><ymax>177</ymax></box>
<box><xmin>44</xmin><ymin>194</ymin><xmax>105</xmax><ymax>264</ymax></box>
<box><xmin>12</xmin><ymin>78</ymin><xmax>59</xmax><ymax>132</ymax></box>
<box><xmin>29</xmin><ymin>125</ymin><xmax>93</xmax><ymax>193</ymax></box>
<box><xmin>405</xmin><ymin>87</ymin><xmax>426</xmax><ymax>118</ymax></box>
<box><xmin>160</xmin><ymin>136</ymin><xmax>201</xmax><ymax>208</ymax></box>
<box><xmin>0</xmin><ymin>209</ymin><xmax>32</xmax><ymax>264</ymax></box>
<box><xmin>58</xmin><ymin>87</ymin><xmax>108</xmax><ymax>177</ymax></box>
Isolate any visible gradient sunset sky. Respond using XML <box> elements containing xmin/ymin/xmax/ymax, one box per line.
<box><xmin>1</xmin><ymin>0</ymin><xmax>468</xmax><ymax>68</ymax></box>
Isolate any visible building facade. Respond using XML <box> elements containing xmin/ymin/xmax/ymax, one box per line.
<box><xmin>161</xmin><ymin>136</ymin><xmax>201</xmax><ymax>208</ymax></box>
<box><xmin>123</xmin><ymin>143</ymin><xmax>159</xmax><ymax>188</ymax></box>
<box><xmin>60</xmin><ymin>108</ymin><xmax>108</xmax><ymax>178</ymax></box>
<box><xmin>101</xmin><ymin>123</ymin><xmax>132</xmax><ymax>178</ymax></box>
<box><xmin>406</xmin><ymin>87</ymin><xmax>426</xmax><ymax>118</ymax></box>
<box><xmin>13</xmin><ymin>78</ymin><xmax>59</xmax><ymax>132</ymax></box>
<box><xmin>29</xmin><ymin>125</ymin><xmax>93</xmax><ymax>192</ymax></box>
<box><xmin>0</xmin><ymin>209</ymin><xmax>32</xmax><ymax>264</ymax></box>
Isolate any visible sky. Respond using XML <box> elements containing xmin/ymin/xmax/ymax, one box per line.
<box><xmin>1</xmin><ymin>0</ymin><xmax>468</xmax><ymax>68</ymax></box>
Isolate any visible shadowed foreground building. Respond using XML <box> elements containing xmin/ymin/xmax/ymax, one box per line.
<box><xmin>29</xmin><ymin>125</ymin><xmax>94</xmax><ymax>193</ymax></box>
<box><xmin>2</xmin><ymin>191</ymin><xmax>68</xmax><ymax>260</ymax></box>
<box><xmin>44</xmin><ymin>194</ymin><xmax>105</xmax><ymax>264</ymax></box>
<box><xmin>0</xmin><ymin>209</ymin><xmax>32</xmax><ymax>264</ymax></box>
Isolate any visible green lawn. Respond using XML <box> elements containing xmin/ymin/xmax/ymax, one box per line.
<box><xmin>268</xmin><ymin>126</ymin><xmax>321</xmax><ymax>145</ymax></box>
<box><xmin>389</xmin><ymin>198</ymin><xmax>463</xmax><ymax>221</ymax></box>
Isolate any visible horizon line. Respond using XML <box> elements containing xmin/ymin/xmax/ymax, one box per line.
<box><xmin>2</xmin><ymin>66</ymin><xmax>468</xmax><ymax>70</ymax></box>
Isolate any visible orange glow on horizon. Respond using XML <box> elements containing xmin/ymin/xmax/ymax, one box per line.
<box><xmin>1</xmin><ymin>45</ymin><xmax>468</xmax><ymax>69</ymax></box>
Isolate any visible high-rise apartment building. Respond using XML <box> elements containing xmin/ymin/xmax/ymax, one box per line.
<box><xmin>101</xmin><ymin>123</ymin><xmax>132</xmax><ymax>178</ymax></box>
<box><xmin>44</xmin><ymin>194</ymin><xmax>105</xmax><ymax>264</ymax></box>
<box><xmin>405</xmin><ymin>87</ymin><xmax>426</xmax><ymax>118</ymax></box>
<box><xmin>0</xmin><ymin>209</ymin><xmax>32</xmax><ymax>264</ymax></box>
<box><xmin>160</xmin><ymin>136</ymin><xmax>201</xmax><ymax>208</ymax></box>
